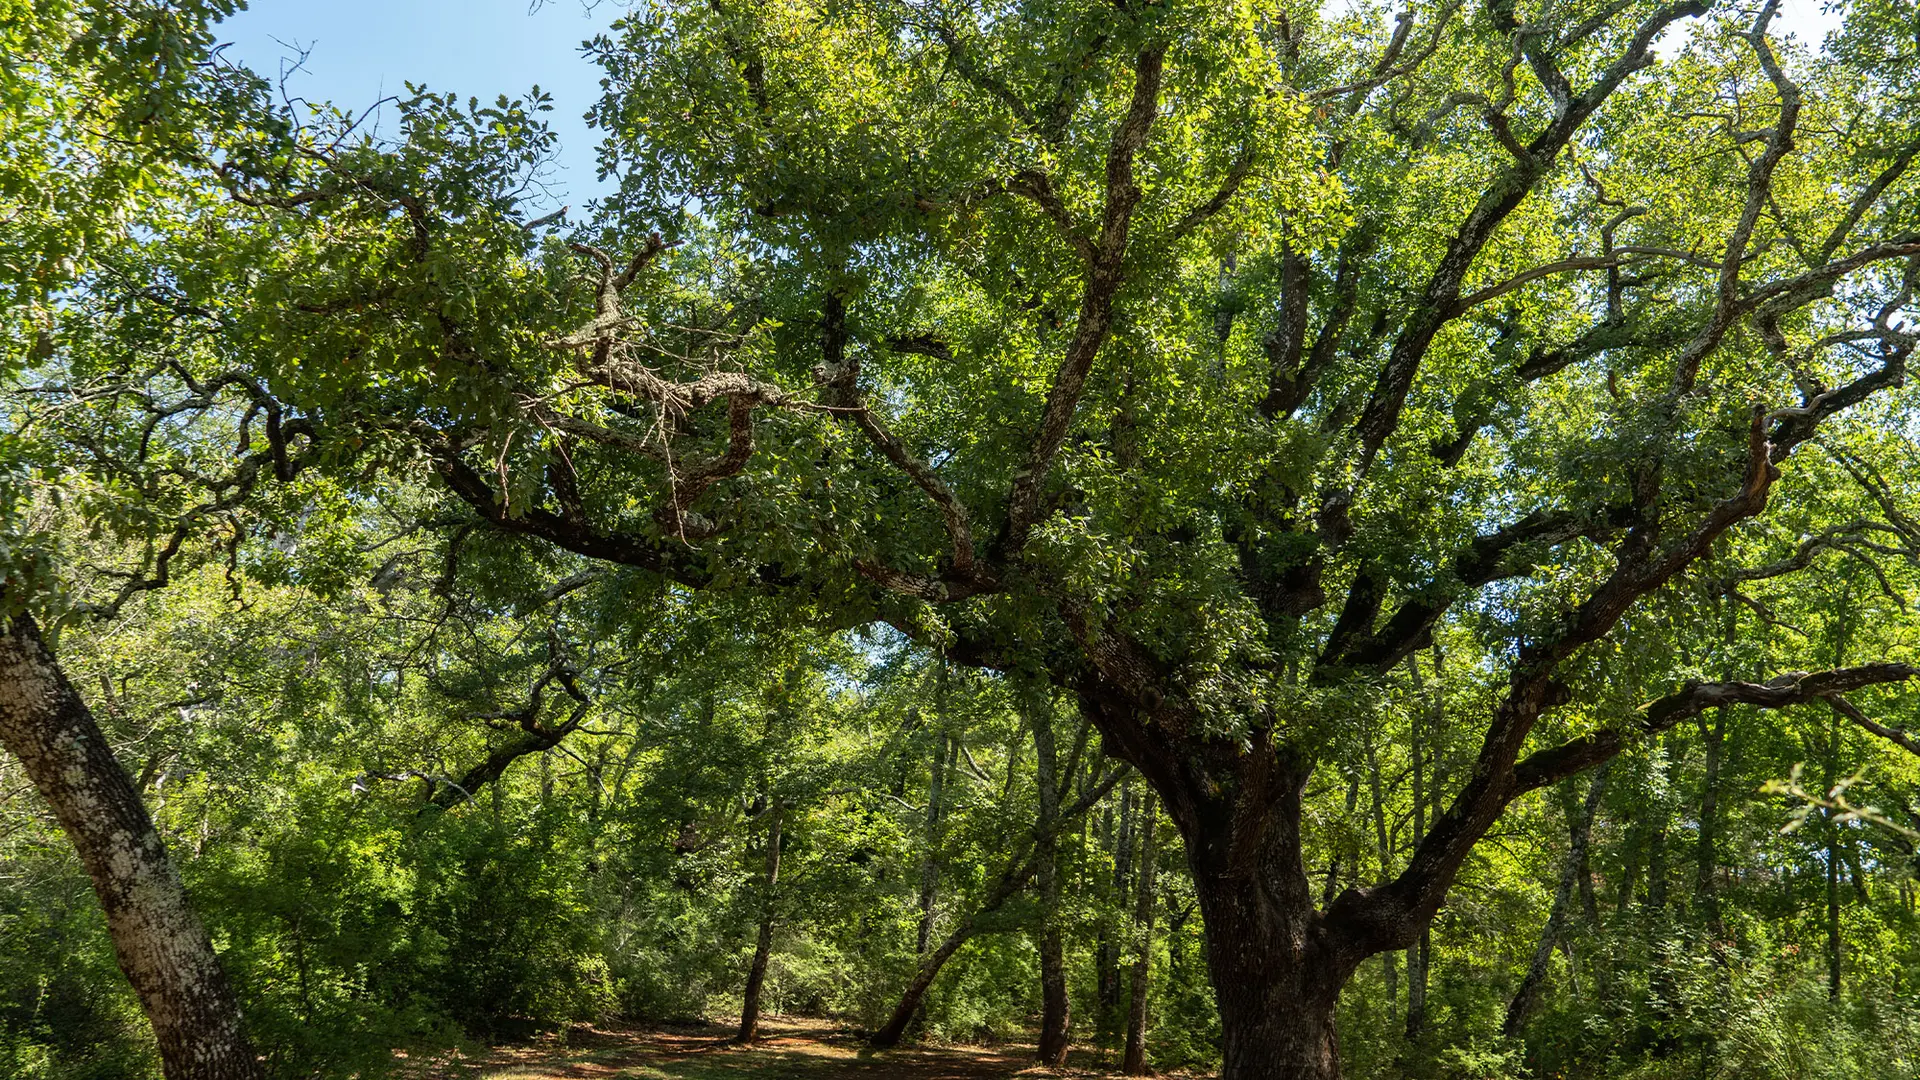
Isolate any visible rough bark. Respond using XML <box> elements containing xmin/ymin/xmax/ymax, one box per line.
<box><xmin>737</xmin><ymin>796</ymin><xmax>783</xmax><ymax>1042</ymax></box>
<box><xmin>1186</xmin><ymin>787</ymin><xmax>1347</xmax><ymax>1080</ymax></box>
<box><xmin>0</xmin><ymin>616</ymin><xmax>263</xmax><ymax>1080</ymax></box>
<box><xmin>1123</xmin><ymin>797</ymin><xmax>1159</xmax><ymax>1075</ymax></box>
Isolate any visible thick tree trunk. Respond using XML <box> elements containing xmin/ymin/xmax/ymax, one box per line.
<box><xmin>1177</xmin><ymin>762</ymin><xmax>1353</xmax><ymax>1080</ymax></box>
<box><xmin>737</xmin><ymin>797</ymin><xmax>782</xmax><ymax>1042</ymax></box>
<box><xmin>0</xmin><ymin>616</ymin><xmax>263</xmax><ymax>1080</ymax></box>
<box><xmin>1200</xmin><ymin>885</ymin><xmax>1346</xmax><ymax>1080</ymax></box>
<box><xmin>1122</xmin><ymin>798</ymin><xmax>1159</xmax><ymax>1075</ymax></box>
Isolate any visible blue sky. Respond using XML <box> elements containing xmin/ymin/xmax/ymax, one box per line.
<box><xmin>215</xmin><ymin>0</ymin><xmax>618</xmax><ymax>212</ymax></box>
<box><xmin>214</xmin><ymin>0</ymin><xmax>1844</xmax><ymax>217</ymax></box>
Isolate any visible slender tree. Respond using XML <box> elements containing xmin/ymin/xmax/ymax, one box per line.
<box><xmin>1123</xmin><ymin>796</ymin><xmax>1160</xmax><ymax>1075</ymax></box>
<box><xmin>0</xmin><ymin>618</ymin><xmax>262</xmax><ymax>1080</ymax></box>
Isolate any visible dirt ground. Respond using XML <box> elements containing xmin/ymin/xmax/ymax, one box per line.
<box><xmin>412</xmin><ymin>1017</ymin><xmax>1136</xmax><ymax>1080</ymax></box>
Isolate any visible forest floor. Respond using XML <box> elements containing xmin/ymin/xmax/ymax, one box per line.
<box><xmin>415</xmin><ymin>1017</ymin><xmax>1137</xmax><ymax>1080</ymax></box>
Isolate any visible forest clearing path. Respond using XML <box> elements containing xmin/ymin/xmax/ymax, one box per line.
<box><xmin>420</xmin><ymin>1017</ymin><xmax>1126</xmax><ymax>1080</ymax></box>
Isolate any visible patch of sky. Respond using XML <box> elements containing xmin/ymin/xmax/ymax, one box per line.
<box><xmin>214</xmin><ymin>0</ymin><xmax>619</xmax><ymax>216</ymax></box>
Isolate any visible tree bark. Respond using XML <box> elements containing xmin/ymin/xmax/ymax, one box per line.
<box><xmin>0</xmin><ymin>616</ymin><xmax>263</xmax><ymax>1080</ymax></box>
<box><xmin>1123</xmin><ymin>797</ymin><xmax>1159</xmax><ymax>1075</ymax></box>
<box><xmin>1174</xmin><ymin>756</ymin><xmax>1351</xmax><ymax>1080</ymax></box>
<box><xmin>1037</xmin><ymin>917</ymin><xmax>1071</xmax><ymax>1065</ymax></box>
<box><xmin>1192</xmin><ymin>861</ymin><xmax>1346</xmax><ymax>1080</ymax></box>
<box><xmin>1695</xmin><ymin>710</ymin><xmax>1724</xmax><ymax>932</ymax></box>
<box><xmin>1031</xmin><ymin>703</ymin><xmax>1071</xmax><ymax>1065</ymax></box>
<box><xmin>737</xmin><ymin>796</ymin><xmax>782</xmax><ymax>1042</ymax></box>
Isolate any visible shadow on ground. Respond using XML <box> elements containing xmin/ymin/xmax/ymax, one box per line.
<box><xmin>418</xmin><ymin>1017</ymin><xmax>1127</xmax><ymax>1080</ymax></box>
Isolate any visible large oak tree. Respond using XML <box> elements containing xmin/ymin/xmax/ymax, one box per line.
<box><xmin>20</xmin><ymin>0</ymin><xmax>1920</xmax><ymax>1076</ymax></box>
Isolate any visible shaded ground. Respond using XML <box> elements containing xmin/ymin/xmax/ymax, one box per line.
<box><xmin>416</xmin><ymin>1017</ymin><xmax>1131</xmax><ymax>1080</ymax></box>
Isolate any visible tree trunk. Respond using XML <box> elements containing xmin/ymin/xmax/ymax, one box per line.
<box><xmin>1176</xmin><ymin>761</ymin><xmax>1352</xmax><ymax>1080</ymax></box>
<box><xmin>737</xmin><ymin>796</ymin><xmax>783</xmax><ymax>1042</ymax></box>
<box><xmin>1825</xmin><ymin>702</ymin><xmax>1844</xmax><ymax>998</ymax></box>
<box><xmin>1404</xmin><ymin>651</ymin><xmax>1435</xmax><ymax>1042</ymax></box>
<box><xmin>1695</xmin><ymin>710</ymin><xmax>1724</xmax><ymax>932</ymax></box>
<box><xmin>1404</xmin><ymin>928</ymin><xmax>1430</xmax><ymax>1041</ymax></box>
<box><xmin>0</xmin><ymin>616</ymin><xmax>263</xmax><ymax>1080</ymax></box>
<box><xmin>1364</xmin><ymin>735</ymin><xmax>1397</xmax><ymax>1028</ymax></box>
<box><xmin>1031</xmin><ymin>703</ymin><xmax>1071</xmax><ymax>1065</ymax></box>
<box><xmin>916</xmin><ymin>729</ymin><xmax>953</xmax><ymax>958</ymax></box>
<box><xmin>1827</xmin><ymin>819</ymin><xmax>1843</xmax><ymax>998</ymax></box>
<box><xmin>1123</xmin><ymin>798</ymin><xmax>1159</xmax><ymax>1075</ymax></box>
<box><xmin>1037</xmin><ymin>923</ymin><xmax>1071</xmax><ymax>1064</ymax></box>
<box><xmin>1100</xmin><ymin>777</ymin><xmax>1136</xmax><ymax>1041</ymax></box>
<box><xmin>1195</xmin><ymin>870</ymin><xmax>1347</xmax><ymax>1080</ymax></box>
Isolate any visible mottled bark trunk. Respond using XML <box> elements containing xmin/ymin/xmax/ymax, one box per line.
<box><xmin>0</xmin><ymin>616</ymin><xmax>262</xmax><ymax>1080</ymax></box>
<box><xmin>1122</xmin><ymin>798</ymin><xmax>1159</xmax><ymax>1075</ymax></box>
<box><xmin>1404</xmin><ymin>929</ymin><xmax>1430</xmax><ymax>1040</ymax></box>
<box><xmin>737</xmin><ymin>797</ymin><xmax>782</xmax><ymax>1043</ymax></box>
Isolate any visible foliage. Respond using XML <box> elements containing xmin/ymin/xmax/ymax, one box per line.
<box><xmin>14</xmin><ymin>0</ymin><xmax>1920</xmax><ymax>1078</ymax></box>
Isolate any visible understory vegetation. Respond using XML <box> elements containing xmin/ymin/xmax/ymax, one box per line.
<box><xmin>11</xmin><ymin>558</ymin><xmax>1920</xmax><ymax>1080</ymax></box>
